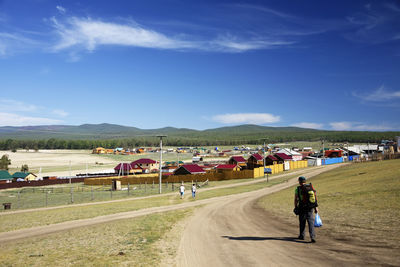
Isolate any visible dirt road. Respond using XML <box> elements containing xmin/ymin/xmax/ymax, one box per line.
<box><xmin>177</xmin><ymin>163</ymin><xmax>397</xmax><ymax>267</ymax></box>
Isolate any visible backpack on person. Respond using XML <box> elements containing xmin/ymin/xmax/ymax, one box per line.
<box><xmin>297</xmin><ymin>183</ymin><xmax>318</xmax><ymax>209</ymax></box>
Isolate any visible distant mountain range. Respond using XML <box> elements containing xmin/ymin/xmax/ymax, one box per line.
<box><xmin>0</xmin><ymin>123</ymin><xmax>398</xmax><ymax>143</ymax></box>
<box><xmin>0</xmin><ymin>123</ymin><xmax>315</xmax><ymax>139</ymax></box>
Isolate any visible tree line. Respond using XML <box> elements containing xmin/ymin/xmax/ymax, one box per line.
<box><xmin>0</xmin><ymin>130</ymin><xmax>398</xmax><ymax>150</ymax></box>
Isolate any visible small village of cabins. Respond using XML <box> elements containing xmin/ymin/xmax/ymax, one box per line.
<box><xmin>83</xmin><ymin>147</ymin><xmax>347</xmax><ymax>187</ymax></box>
<box><xmin>2</xmin><ymin>142</ymin><xmax>392</xmax><ymax>187</ymax></box>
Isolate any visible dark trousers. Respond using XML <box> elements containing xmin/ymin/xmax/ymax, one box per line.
<box><xmin>299</xmin><ymin>209</ymin><xmax>315</xmax><ymax>239</ymax></box>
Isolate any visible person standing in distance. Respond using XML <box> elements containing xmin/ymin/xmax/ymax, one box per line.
<box><xmin>294</xmin><ymin>176</ymin><xmax>319</xmax><ymax>243</ymax></box>
<box><xmin>179</xmin><ymin>182</ymin><xmax>185</xmax><ymax>199</ymax></box>
<box><xmin>191</xmin><ymin>183</ymin><xmax>196</xmax><ymax>199</ymax></box>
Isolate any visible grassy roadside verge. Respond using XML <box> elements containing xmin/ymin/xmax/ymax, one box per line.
<box><xmin>0</xmin><ymin>173</ymin><xmax>287</xmax><ymax>211</ymax></box>
<box><xmin>257</xmin><ymin>159</ymin><xmax>400</xmax><ymax>249</ymax></box>
<box><xmin>0</xmin><ymin>208</ymin><xmax>194</xmax><ymax>267</ymax></box>
<box><xmin>0</xmin><ymin>174</ymin><xmax>296</xmax><ymax>233</ymax></box>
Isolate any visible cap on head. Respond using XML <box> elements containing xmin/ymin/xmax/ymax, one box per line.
<box><xmin>298</xmin><ymin>176</ymin><xmax>306</xmax><ymax>182</ymax></box>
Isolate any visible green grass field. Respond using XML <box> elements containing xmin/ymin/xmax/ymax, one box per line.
<box><xmin>258</xmin><ymin>159</ymin><xmax>400</xmax><ymax>249</ymax></box>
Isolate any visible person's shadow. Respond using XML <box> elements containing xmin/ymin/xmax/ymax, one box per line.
<box><xmin>222</xmin><ymin>236</ymin><xmax>309</xmax><ymax>243</ymax></box>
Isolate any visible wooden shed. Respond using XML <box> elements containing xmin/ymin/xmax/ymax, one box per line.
<box><xmin>215</xmin><ymin>164</ymin><xmax>241</xmax><ymax>172</ymax></box>
<box><xmin>247</xmin><ymin>153</ymin><xmax>264</xmax><ymax>169</ymax></box>
<box><xmin>265</xmin><ymin>155</ymin><xmax>279</xmax><ymax>165</ymax></box>
<box><xmin>274</xmin><ymin>153</ymin><xmax>293</xmax><ymax>163</ymax></box>
<box><xmin>173</xmin><ymin>164</ymin><xmax>205</xmax><ymax>175</ymax></box>
<box><xmin>228</xmin><ymin>156</ymin><xmax>247</xmax><ymax>167</ymax></box>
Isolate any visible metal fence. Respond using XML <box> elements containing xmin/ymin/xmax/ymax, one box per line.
<box><xmin>0</xmin><ymin>181</ymin><xmax>192</xmax><ymax>211</ymax></box>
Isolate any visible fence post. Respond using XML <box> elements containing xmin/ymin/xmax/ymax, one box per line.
<box><xmin>70</xmin><ymin>187</ymin><xmax>74</xmax><ymax>204</ymax></box>
<box><xmin>128</xmin><ymin>182</ymin><xmax>130</xmax><ymax>196</ymax></box>
<box><xmin>91</xmin><ymin>186</ymin><xmax>94</xmax><ymax>201</ymax></box>
<box><xmin>152</xmin><ymin>180</ymin><xmax>154</xmax><ymax>189</ymax></box>
<box><xmin>110</xmin><ymin>184</ymin><xmax>113</xmax><ymax>199</ymax></box>
<box><xmin>17</xmin><ymin>190</ymin><xmax>20</xmax><ymax>209</ymax></box>
<box><xmin>145</xmin><ymin>181</ymin><xmax>147</xmax><ymax>193</ymax></box>
<box><xmin>172</xmin><ymin>182</ymin><xmax>174</xmax><ymax>191</ymax></box>
<box><xmin>166</xmin><ymin>181</ymin><xmax>168</xmax><ymax>188</ymax></box>
<box><xmin>46</xmin><ymin>190</ymin><xmax>48</xmax><ymax>207</ymax></box>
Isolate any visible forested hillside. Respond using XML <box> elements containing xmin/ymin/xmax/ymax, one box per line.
<box><xmin>0</xmin><ymin>124</ymin><xmax>398</xmax><ymax>150</ymax></box>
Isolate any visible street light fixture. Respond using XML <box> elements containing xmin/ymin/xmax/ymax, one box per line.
<box><xmin>156</xmin><ymin>135</ymin><xmax>167</xmax><ymax>194</ymax></box>
<box><xmin>263</xmin><ymin>139</ymin><xmax>266</xmax><ymax>178</ymax></box>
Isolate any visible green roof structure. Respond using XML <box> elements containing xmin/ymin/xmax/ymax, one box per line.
<box><xmin>12</xmin><ymin>172</ymin><xmax>29</xmax><ymax>179</ymax></box>
<box><xmin>0</xmin><ymin>170</ymin><xmax>12</xmax><ymax>180</ymax></box>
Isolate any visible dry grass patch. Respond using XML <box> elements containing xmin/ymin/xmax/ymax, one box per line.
<box><xmin>0</xmin><ymin>208</ymin><xmax>193</xmax><ymax>267</ymax></box>
<box><xmin>258</xmin><ymin>159</ymin><xmax>400</xmax><ymax>249</ymax></box>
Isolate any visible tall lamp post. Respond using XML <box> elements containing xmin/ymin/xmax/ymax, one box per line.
<box><xmin>157</xmin><ymin>135</ymin><xmax>167</xmax><ymax>194</ymax></box>
<box><xmin>263</xmin><ymin>139</ymin><xmax>266</xmax><ymax>178</ymax></box>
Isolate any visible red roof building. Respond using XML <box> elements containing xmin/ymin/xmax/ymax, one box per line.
<box><xmin>215</xmin><ymin>164</ymin><xmax>241</xmax><ymax>171</ymax></box>
<box><xmin>174</xmin><ymin>164</ymin><xmax>206</xmax><ymax>175</ymax></box>
<box><xmin>131</xmin><ymin>158</ymin><xmax>158</xmax><ymax>172</ymax></box>
<box><xmin>265</xmin><ymin>155</ymin><xmax>279</xmax><ymax>165</ymax></box>
<box><xmin>131</xmin><ymin>158</ymin><xmax>157</xmax><ymax>165</ymax></box>
<box><xmin>247</xmin><ymin>153</ymin><xmax>265</xmax><ymax>169</ymax></box>
<box><xmin>324</xmin><ymin>150</ymin><xmax>343</xmax><ymax>158</ymax></box>
<box><xmin>114</xmin><ymin>163</ymin><xmax>142</xmax><ymax>174</ymax></box>
<box><xmin>274</xmin><ymin>153</ymin><xmax>293</xmax><ymax>162</ymax></box>
<box><xmin>228</xmin><ymin>156</ymin><xmax>247</xmax><ymax>167</ymax></box>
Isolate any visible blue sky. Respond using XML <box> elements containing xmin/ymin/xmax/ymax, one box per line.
<box><xmin>0</xmin><ymin>0</ymin><xmax>399</xmax><ymax>131</ymax></box>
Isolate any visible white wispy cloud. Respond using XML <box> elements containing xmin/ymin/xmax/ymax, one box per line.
<box><xmin>212</xmin><ymin>113</ymin><xmax>280</xmax><ymax>124</ymax></box>
<box><xmin>210</xmin><ymin>35</ymin><xmax>294</xmax><ymax>52</ymax></box>
<box><xmin>51</xmin><ymin>17</ymin><xmax>199</xmax><ymax>52</ymax></box>
<box><xmin>231</xmin><ymin>3</ymin><xmax>295</xmax><ymax>19</ymax></box>
<box><xmin>56</xmin><ymin>5</ymin><xmax>67</xmax><ymax>14</ymax></box>
<box><xmin>0</xmin><ymin>99</ymin><xmax>39</xmax><ymax>112</ymax></box>
<box><xmin>329</xmin><ymin>121</ymin><xmax>395</xmax><ymax>131</ymax></box>
<box><xmin>345</xmin><ymin>3</ymin><xmax>400</xmax><ymax>45</ymax></box>
<box><xmin>50</xmin><ymin>17</ymin><xmax>293</xmax><ymax>54</ymax></box>
<box><xmin>52</xmin><ymin>109</ymin><xmax>69</xmax><ymax>117</ymax></box>
<box><xmin>0</xmin><ymin>112</ymin><xmax>62</xmax><ymax>126</ymax></box>
<box><xmin>352</xmin><ymin>85</ymin><xmax>400</xmax><ymax>102</ymax></box>
<box><xmin>291</xmin><ymin>122</ymin><xmax>324</xmax><ymax>129</ymax></box>
<box><xmin>384</xmin><ymin>3</ymin><xmax>400</xmax><ymax>12</ymax></box>
<box><xmin>0</xmin><ymin>32</ymin><xmax>39</xmax><ymax>56</ymax></box>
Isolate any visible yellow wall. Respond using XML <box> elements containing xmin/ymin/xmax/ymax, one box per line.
<box><xmin>25</xmin><ymin>174</ymin><xmax>37</xmax><ymax>181</ymax></box>
<box><xmin>84</xmin><ymin>160</ymin><xmax>310</xmax><ymax>186</ymax></box>
<box><xmin>289</xmin><ymin>160</ymin><xmax>308</xmax><ymax>170</ymax></box>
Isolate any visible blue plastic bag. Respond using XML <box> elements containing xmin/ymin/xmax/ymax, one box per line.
<box><xmin>314</xmin><ymin>213</ymin><xmax>323</xmax><ymax>227</ymax></box>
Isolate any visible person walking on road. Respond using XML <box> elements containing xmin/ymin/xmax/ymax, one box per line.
<box><xmin>179</xmin><ymin>183</ymin><xmax>185</xmax><ymax>199</ymax></box>
<box><xmin>294</xmin><ymin>176</ymin><xmax>319</xmax><ymax>243</ymax></box>
<box><xmin>191</xmin><ymin>183</ymin><xmax>196</xmax><ymax>199</ymax></box>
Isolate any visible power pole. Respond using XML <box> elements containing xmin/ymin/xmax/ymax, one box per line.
<box><xmin>157</xmin><ymin>135</ymin><xmax>167</xmax><ymax>194</ymax></box>
<box><xmin>69</xmin><ymin>160</ymin><xmax>71</xmax><ymax>185</ymax></box>
<box><xmin>263</xmin><ymin>139</ymin><xmax>266</xmax><ymax>178</ymax></box>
